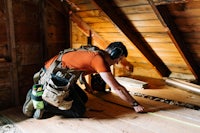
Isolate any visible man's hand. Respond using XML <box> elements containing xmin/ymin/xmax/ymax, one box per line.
<box><xmin>120</xmin><ymin>58</ymin><xmax>134</xmax><ymax>72</ymax></box>
<box><xmin>133</xmin><ymin>105</ymin><xmax>144</xmax><ymax>113</ymax></box>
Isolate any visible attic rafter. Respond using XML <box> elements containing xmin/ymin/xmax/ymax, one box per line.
<box><xmin>149</xmin><ymin>1</ymin><xmax>200</xmax><ymax>81</ymax></box>
<box><xmin>92</xmin><ymin>0</ymin><xmax>171</xmax><ymax>77</ymax></box>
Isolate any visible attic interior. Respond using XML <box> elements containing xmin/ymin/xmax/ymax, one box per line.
<box><xmin>0</xmin><ymin>0</ymin><xmax>200</xmax><ymax>133</ymax></box>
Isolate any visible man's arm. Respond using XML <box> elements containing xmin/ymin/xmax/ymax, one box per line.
<box><xmin>99</xmin><ymin>72</ymin><xmax>144</xmax><ymax>112</ymax></box>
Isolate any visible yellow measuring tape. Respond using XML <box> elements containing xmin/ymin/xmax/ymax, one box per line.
<box><xmin>149</xmin><ymin>112</ymin><xmax>200</xmax><ymax>128</ymax></box>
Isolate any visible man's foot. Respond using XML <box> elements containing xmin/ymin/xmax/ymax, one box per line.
<box><xmin>33</xmin><ymin>109</ymin><xmax>45</xmax><ymax>119</ymax></box>
<box><xmin>22</xmin><ymin>89</ymin><xmax>34</xmax><ymax>117</ymax></box>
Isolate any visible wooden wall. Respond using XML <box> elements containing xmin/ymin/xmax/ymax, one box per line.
<box><xmin>0</xmin><ymin>0</ymin><xmax>11</xmax><ymax>110</ymax></box>
<box><xmin>44</xmin><ymin>0</ymin><xmax>71</xmax><ymax>60</ymax></box>
<box><xmin>0</xmin><ymin>0</ymin><xmax>70</xmax><ymax>110</ymax></box>
<box><xmin>167</xmin><ymin>1</ymin><xmax>200</xmax><ymax>70</ymax></box>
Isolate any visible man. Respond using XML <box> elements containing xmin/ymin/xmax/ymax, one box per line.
<box><xmin>23</xmin><ymin>42</ymin><xmax>144</xmax><ymax>119</ymax></box>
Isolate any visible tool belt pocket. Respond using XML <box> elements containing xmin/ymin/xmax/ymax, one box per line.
<box><xmin>42</xmin><ymin>76</ymin><xmax>73</xmax><ymax>110</ymax></box>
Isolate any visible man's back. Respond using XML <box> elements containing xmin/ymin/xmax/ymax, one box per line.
<box><xmin>45</xmin><ymin>50</ymin><xmax>110</xmax><ymax>74</ymax></box>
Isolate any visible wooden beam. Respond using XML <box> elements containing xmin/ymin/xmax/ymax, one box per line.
<box><xmin>92</xmin><ymin>0</ymin><xmax>171</xmax><ymax>77</ymax></box>
<box><xmin>6</xmin><ymin>0</ymin><xmax>19</xmax><ymax>105</ymax></box>
<box><xmin>153</xmin><ymin>4</ymin><xmax>200</xmax><ymax>81</ymax></box>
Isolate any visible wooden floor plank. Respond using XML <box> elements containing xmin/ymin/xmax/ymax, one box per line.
<box><xmin>117</xmin><ymin>76</ymin><xmax>200</xmax><ymax>106</ymax></box>
<box><xmin>1</xmin><ymin>77</ymin><xmax>200</xmax><ymax>133</ymax></box>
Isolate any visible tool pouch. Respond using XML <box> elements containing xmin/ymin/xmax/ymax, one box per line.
<box><xmin>42</xmin><ymin>73</ymin><xmax>74</xmax><ymax>110</ymax></box>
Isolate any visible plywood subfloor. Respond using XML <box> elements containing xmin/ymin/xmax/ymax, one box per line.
<box><xmin>1</xmin><ymin>77</ymin><xmax>200</xmax><ymax>133</ymax></box>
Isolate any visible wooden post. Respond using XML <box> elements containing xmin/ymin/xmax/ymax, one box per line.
<box><xmin>6</xmin><ymin>0</ymin><xmax>19</xmax><ymax>105</ymax></box>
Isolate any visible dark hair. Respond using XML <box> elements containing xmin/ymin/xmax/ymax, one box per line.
<box><xmin>105</xmin><ymin>42</ymin><xmax>128</xmax><ymax>59</ymax></box>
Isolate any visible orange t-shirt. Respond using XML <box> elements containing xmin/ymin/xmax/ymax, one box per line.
<box><xmin>45</xmin><ymin>50</ymin><xmax>110</xmax><ymax>75</ymax></box>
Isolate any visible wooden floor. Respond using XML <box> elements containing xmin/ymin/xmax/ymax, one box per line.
<box><xmin>1</xmin><ymin>77</ymin><xmax>200</xmax><ymax>133</ymax></box>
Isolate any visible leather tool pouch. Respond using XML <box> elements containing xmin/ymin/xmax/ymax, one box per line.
<box><xmin>42</xmin><ymin>72</ymin><xmax>75</xmax><ymax>110</ymax></box>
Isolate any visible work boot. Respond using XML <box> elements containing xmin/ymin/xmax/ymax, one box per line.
<box><xmin>22</xmin><ymin>89</ymin><xmax>34</xmax><ymax>117</ymax></box>
<box><xmin>33</xmin><ymin>109</ymin><xmax>45</xmax><ymax>119</ymax></box>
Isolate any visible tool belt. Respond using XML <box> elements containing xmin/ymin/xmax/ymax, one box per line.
<box><xmin>33</xmin><ymin>65</ymin><xmax>82</xmax><ymax>110</ymax></box>
<box><xmin>40</xmin><ymin>71</ymin><xmax>76</xmax><ymax>110</ymax></box>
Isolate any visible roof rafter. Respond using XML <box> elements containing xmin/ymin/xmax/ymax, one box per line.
<box><xmin>92</xmin><ymin>0</ymin><xmax>171</xmax><ymax>77</ymax></box>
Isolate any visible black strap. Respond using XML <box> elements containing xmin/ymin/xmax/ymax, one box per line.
<box><xmin>31</xmin><ymin>93</ymin><xmax>43</xmax><ymax>101</ymax></box>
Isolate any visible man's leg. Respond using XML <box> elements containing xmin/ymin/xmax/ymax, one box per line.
<box><xmin>22</xmin><ymin>88</ymin><xmax>44</xmax><ymax>119</ymax></box>
<box><xmin>44</xmin><ymin>84</ymin><xmax>88</xmax><ymax>118</ymax></box>
<box><xmin>73</xmin><ymin>84</ymin><xmax>88</xmax><ymax>104</ymax></box>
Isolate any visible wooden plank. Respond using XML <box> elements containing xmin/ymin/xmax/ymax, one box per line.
<box><xmin>120</xmin><ymin>5</ymin><xmax>154</xmax><ymax>14</ymax></box>
<box><xmin>141</xmin><ymin>32</ymin><xmax>169</xmax><ymax>38</ymax></box>
<box><xmin>169</xmin><ymin>8</ymin><xmax>200</xmax><ymax>17</ymax></box>
<box><xmin>76</xmin><ymin>9</ymin><xmax>105</xmax><ymax>18</ymax></box>
<box><xmin>183</xmin><ymin>32</ymin><xmax>200</xmax><ymax>39</ymax></box>
<box><xmin>136</xmin><ymin>26</ymin><xmax>167</xmax><ymax>32</ymax></box>
<box><xmin>20</xmin><ymin>44</ymin><xmax>43</xmax><ymax>65</ymax></box>
<box><xmin>133</xmin><ymin>79</ymin><xmax>200</xmax><ymax>106</ymax></box>
<box><xmin>81</xmin><ymin>16</ymin><xmax>110</xmax><ymax>23</ymax></box>
<box><xmin>89</xmin><ymin>22</ymin><xmax>116</xmax><ymax>28</ymax></box>
<box><xmin>175</xmin><ymin>17</ymin><xmax>200</xmax><ymax>26</ymax></box>
<box><xmin>145</xmin><ymin>36</ymin><xmax>172</xmax><ymax>43</ymax></box>
<box><xmin>2</xmin><ymin>99</ymin><xmax>199</xmax><ymax>133</ymax></box>
<box><xmin>114</xmin><ymin>0</ymin><xmax>149</xmax><ymax>7</ymax></box>
<box><xmin>153</xmin><ymin>0</ymin><xmax>188</xmax><ymax>5</ymax></box>
<box><xmin>155</xmin><ymin>51</ymin><xmax>185</xmax><ymax>57</ymax></box>
<box><xmin>1</xmin><ymin>82</ymin><xmax>200</xmax><ymax>133</ymax></box>
<box><xmin>131</xmin><ymin>20</ymin><xmax>163</xmax><ymax>27</ymax></box>
<box><xmin>89</xmin><ymin>27</ymin><xmax>120</xmax><ymax>33</ymax></box>
<box><xmin>127</xmin><ymin>13</ymin><xmax>158</xmax><ymax>20</ymax></box>
<box><xmin>185</xmin><ymin>38</ymin><xmax>200</xmax><ymax>44</ymax></box>
<box><xmin>168</xmin><ymin>1</ymin><xmax>200</xmax><ymax>17</ymax></box>
<box><xmin>179</xmin><ymin>26</ymin><xmax>200</xmax><ymax>32</ymax></box>
<box><xmin>115</xmin><ymin>77</ymin><xmax>148</xmax><ymax>89</ymax></box>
